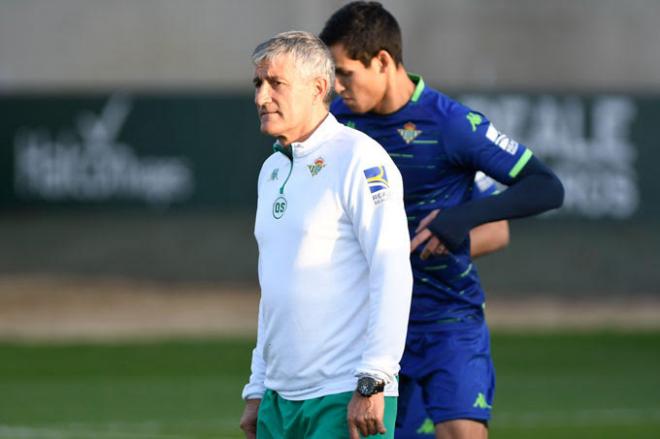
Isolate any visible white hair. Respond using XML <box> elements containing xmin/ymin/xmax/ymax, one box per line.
<box><xmin>252</xmin><ymin>30</ymin><xmax>335</xmax><ymax>105</ymax></box>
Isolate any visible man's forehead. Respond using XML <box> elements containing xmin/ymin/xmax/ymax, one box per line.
<box><xmin>254</xmin><ymin>54</ymin><xmax>293</xmax><ymax>76</ymax></box>
<box><xmin>329</xmin><ymin>44</ymin><xmax>361</xmax><ymax>67</ymax></box>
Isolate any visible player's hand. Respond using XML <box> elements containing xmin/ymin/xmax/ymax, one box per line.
<box><xmin>347</xmin><ymin>392</ymin><xmax>386</xmax><ymax>439</ymax></box>
<box><xmin>411</xmin><ymin>209</ymin><xmax>448</xmax><ymax>259</ymax></box>
<box><xmin>239</xmin><ymin>398</ymin><xmax>261</xmax><ymax>439</ymax></box>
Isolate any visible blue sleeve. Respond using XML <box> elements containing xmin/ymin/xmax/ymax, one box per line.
<box><xmin>442</xmin><ymin>105</ymin><xmax>533</xmax><ymax>185</ymax></box>
<box><xmin>428</xmin><ymin>155</ymin><xmax>564</xmax><ymax>252</ymax></box>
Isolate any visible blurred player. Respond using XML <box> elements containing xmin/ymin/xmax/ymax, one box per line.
<box><xmin>320</xmin><ymin>2</ymin><xmax>564</xmax><ymax>438</ymax></box>
<box><xmin>394</xmin><ymin>171</ymin><xmax>508</xmax><ymax>439</ymax></box>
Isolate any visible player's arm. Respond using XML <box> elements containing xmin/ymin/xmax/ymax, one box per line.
<box><xmin>239</xmin><ymin>399</ymin><xmax>260</xmax><ymax>439</ymax></box>
<box><xmin>413</xmin><ymin>154</ymin><xmax>563</xmax><ymax>256</ymax></box>
<box><xmin>240</xmin><ymin>298</ymin><xmax>266</xmax><ymax>438</ymax></box>
<box><xmin>417</xmin><ymin>175</ymin><xmax>510</xmax><ymax>258</ymax></box>
<box><xmin>469</xmin><ymin>174</ymin><xmax>509</xmax><ymax>258</ymax></box>
<box><xmin>415</xmin><ymin>210</ymin><xmax>510</xmax><ymax>258</ymax></box>
<box><xmin>470</xmin><ymin>220</ymin><xmax>509</xmax><ymax>258</ymax></box>
<box><xmin>412</xmin><ymin>109</ymin><xmax>563</xmax><ymax>256</ymax></box>
<box><xmin>343</xmin><ymin>146</ymin><xmax>413</xmax><ymax>438</ymax></box>
<box><xmin>347</xmin><ymin>157</ymin><xmax>412</xmax><ymax>385</ymax></box>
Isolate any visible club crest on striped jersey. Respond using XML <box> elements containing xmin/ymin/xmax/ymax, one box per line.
<box><xmin>307</xmin><ymin>157</ymin><xmax>326</xmax><ymax>176</ymax></box>
<box><xmin>397</xmin><ymin>122</ymin><xmax>422</xmax><ymax>144</ymax></box>
<box><xmin>363</xmin><ymin>165</ymin><xmax>391</xmax><ymax>205</ymax></box>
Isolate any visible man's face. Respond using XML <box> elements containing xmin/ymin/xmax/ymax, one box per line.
<box><xmin>329</xmin><ymin>44</ymin><xmax>386</xmax><ymax>114</ymax></box>
<box><xmin>253</xmin><ymin>54</ymin><xmax>317</xmax><ymax>144</ymax></box>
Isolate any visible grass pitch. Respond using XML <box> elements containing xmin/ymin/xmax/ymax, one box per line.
<box><xmin>0</xmin><ymin>332</ymin><xmax>658</xmax><ymax>438</ymax></box>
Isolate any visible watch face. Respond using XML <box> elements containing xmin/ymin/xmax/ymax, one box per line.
<box><xmin>358</xmin><ymin>378</ymin><xmax>375</xmax><ymax>396</ymax></box>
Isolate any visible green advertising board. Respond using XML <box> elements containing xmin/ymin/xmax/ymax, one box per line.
<box><xmin>458</xmin><ymin>93</ymin><xmax>660</xmax><ymax>220</ymax></box>
<box><xmin>0</xmin><ymin>93</ymin><xmax>272</xmax><ymax>209</ymax></box>
<box><xmin>1</xmin><ymin>92</ymin><xmax>658</xmax><ymax>219</ymax></box>
<box><xmin>0</xmin><ymin>91</ymin><xmax>658</xmax><ymax>292</ymax></box>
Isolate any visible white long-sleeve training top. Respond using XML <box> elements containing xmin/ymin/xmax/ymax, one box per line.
<box><xmin>242</xmin><ymin>114</ymin><xmax>413</xmax><ymax>401</ymax></box>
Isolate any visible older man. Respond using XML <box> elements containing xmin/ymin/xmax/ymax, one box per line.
<box><xmin>239</xmin><ymin>31</ymin><xmax>413</xmax><ymax>439</ymax></box>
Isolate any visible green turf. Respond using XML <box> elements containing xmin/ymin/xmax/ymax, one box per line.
<box><xmin>0</xmin><ymin>332</ymin><xmax>658</xmax><ymax>438</ymax></box>
<box><xmin>489</xmin><ymin>332</ymin><xmax>660</xmax><ymax>438</ymax></box>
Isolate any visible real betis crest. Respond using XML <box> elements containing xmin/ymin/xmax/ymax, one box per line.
<box><xmin>398</xmin><ymin>122</ymin><xmax>422</xmax><ymax>144</ymax></box>
<box><xmin>307</xmin><ymin>157</ymin><xmax>326</xmax><ymax>176</ymax></box>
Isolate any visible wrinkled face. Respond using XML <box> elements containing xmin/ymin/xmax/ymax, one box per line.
<box><xmin>329</xmin><ymin>44</ymin><xmax>386</xmax><ymax>114</ymax></box>
<box><xmin>253</xmin><ymin>54</ymin><xmax>318</xmax><ymax>144</ymax></box>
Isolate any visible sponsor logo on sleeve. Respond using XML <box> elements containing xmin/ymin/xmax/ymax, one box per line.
<box><xmin>363</xmin><ymin>165</ymin><xmax>391</xmax><ymax>205</ymax></box>
<box><xmin>485</xmin><ymin>123</ymin><xmax>519</xmax><ymax>154</ymax></box>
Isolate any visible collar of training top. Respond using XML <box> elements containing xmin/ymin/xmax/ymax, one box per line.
<box><xmin>272</xmin><ymin>113</ymin><xmax>339</xmax><ymax>159</ymax></box>
<box><xmin>407</xmin><ymin>73</ymin><xmax>426</xmax><ymax>103</ymax></box>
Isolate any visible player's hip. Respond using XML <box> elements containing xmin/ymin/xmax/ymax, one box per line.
<box><xmin>401</xmin><ymin>318</ymin><xmax>492</xmax><ymax>374</ymax></box>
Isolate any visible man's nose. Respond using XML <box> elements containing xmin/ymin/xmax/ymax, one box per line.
<box><xmin>255</xmin><ymin>84</ymin><xmax>271</xmax><ymax>106</ymax></box>
<box><xmin>334</xmin><ymin>78</ymin><xmax>345</xmax><ymax>94</ymax></box>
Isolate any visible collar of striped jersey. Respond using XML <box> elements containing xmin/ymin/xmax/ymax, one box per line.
<box><xmin>272</xmin><ymin>112</ymin><xmax>340</xmax><ymax>159</ymax></box>
<box><xmin>407</xmin><ymin>73</ymin><xmax>426</xmax><ymax>103</ymax></box>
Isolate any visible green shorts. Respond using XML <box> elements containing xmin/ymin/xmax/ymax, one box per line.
<box><xmin>257</xmin><ymin>389</ymin><xmax>397</xmax><ymax>439</ymax></box>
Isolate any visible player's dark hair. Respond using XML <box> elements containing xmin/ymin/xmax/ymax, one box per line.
<box><xmin>320</xmin><ymin>1</ymin><xmax>403</xmax><ymax>67</ymax></box>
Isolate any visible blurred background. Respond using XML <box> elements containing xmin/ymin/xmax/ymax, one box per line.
<box><xmin>0</xmin><ymin>1</ymin><xmax>659</xmax><ymax>438</ymax></box>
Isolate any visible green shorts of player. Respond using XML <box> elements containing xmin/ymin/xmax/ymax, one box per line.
<box><xmin>257</xmin><ymin>389</ymin><xmax>397</xmax><ymax>438</ymax></box>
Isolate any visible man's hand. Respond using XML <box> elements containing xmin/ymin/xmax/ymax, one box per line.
<box><xmin>410</xmin><ymin>209</ymin><xmax>448</xmax><ymax>259</ymax></box>
<box><xmin>347</xmin><ymin>392</ymin><xmax>386</xmax><ymax>439</ymax></box>
<box><xmin>239</xmin><ymin>398</ymin><xmax>261</xmax><ymax>439</ymax></box>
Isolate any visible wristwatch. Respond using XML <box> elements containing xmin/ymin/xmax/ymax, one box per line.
<box><xmin>356</xmin><ymin>376</ymin><xmax>385</xmax><ymax>397</ymax></box>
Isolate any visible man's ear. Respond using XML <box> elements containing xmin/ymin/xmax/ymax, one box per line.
<box><xmin>375</xmin><ymin>50</ymin><xmax>394</xmax><ymax>73</ymax></box>
<box><xmin>313</xmin><ymin>76</ymin><xmax>329</xmax><ymax>103</ymax></box>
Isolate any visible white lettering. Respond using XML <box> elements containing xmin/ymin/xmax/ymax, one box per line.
<box><xmin>13</xmin><ymin>94</ymin><xmax>194</xmax><ymax>206</ymax></box>
<box><xmin>461</xmin><ymin>94</ymin><xmax>639</xmax><ymax>219</ymax></box>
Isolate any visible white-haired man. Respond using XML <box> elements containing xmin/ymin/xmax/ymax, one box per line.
<box><xmin>239</xmin><ymin>31</ymin><xmax>413</xmax><ymax>439</ymax></box>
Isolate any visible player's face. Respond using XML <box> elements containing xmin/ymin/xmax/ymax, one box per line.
<box><xmin>253</xmin><ymin>55</ymin><xmax>318</xmax><ymax>145</ymax></box>
<box><xmin>329</xmin><ymin>44</ymin><xmax>386</xmax><ymax>114</ymax></box>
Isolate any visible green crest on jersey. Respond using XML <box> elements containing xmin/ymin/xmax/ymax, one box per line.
<box><xmin>467</xmin><ymin>112</ymin><xmax>483</xmax><ymax>132</ymax></box>
<box><xmin>473</xmin><ymin>392</ymin><xmax>492</xmax><ymax>410</ymax></box>
<box><xmin>307</xmin><ymin>157</ymin><xmax>326</xmax><ymax>176</ymax></box>
<box><xmin>345</xmin><ymin>121</ymin><xmax>356</xmax><ymax>129</ymax></box>
<box><xmin>269</xmin><ymin>168</ymin><xmax>279</xmax><ymax>181</ymax></box>
<box><xmin>398</xmin><ymin>122</ymin><xmax>422</xmax><ymax>144</ymax></box>
<box><xmin>416</xmin><ymin>417</ymin><xmax>435</xmax><ymax>434</ymax></box>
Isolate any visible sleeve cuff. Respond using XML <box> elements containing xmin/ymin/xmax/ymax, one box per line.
<box><xmin>242</xmin><ymin>384</ymin><xmax>266</xmax><ymax>400</ymax></box>
<box><xmin>354</xmin><ymin>369</ymin><xmax>393</xmax><ymax>385</ymax></box>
